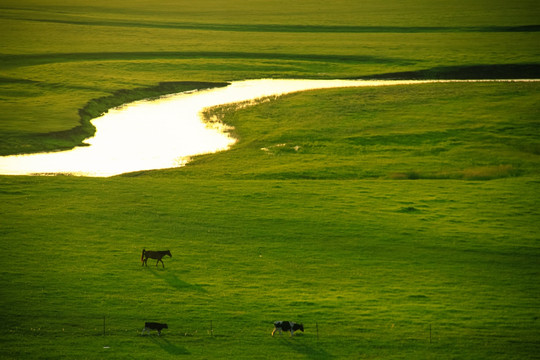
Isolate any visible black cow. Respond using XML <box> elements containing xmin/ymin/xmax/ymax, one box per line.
<box><xmin>272</xmin><ymin>321</ymin><xmax>304</xmax><ymax>336</ymax></box>
<box><xmin>141</xmin><ymin>322</ymin><xmax>168</xmax><ymax>336</ymax></box>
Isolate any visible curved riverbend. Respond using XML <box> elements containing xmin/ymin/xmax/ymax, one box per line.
<box><xmin>0</xmin><ymin>79</ymin><xmax>536</xmax><ymax>177</ymax></box>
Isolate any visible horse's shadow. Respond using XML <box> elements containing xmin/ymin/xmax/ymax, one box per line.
<box><xmin>148</xmin><ymin>268</ymin><xmax>208</xmax><ymax>293</ymax></box>
<box><xmin>148</xmin><ymin>335</ymin><xmax>190</xmax><ymax>355</ymax></box>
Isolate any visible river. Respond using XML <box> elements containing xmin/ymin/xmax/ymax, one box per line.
<box><xmin>0</xmin><ymin>79</ymin><xmax>533</xmax><ymax>176</ymax></box>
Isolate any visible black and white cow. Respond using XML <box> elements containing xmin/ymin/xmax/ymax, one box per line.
<box><xmin>272</xmin><ymin>321</ymin><xmax>304</xmax><ymax>336</ymax></box>
<box><xmin>141</xmin><ymin>322</ymin><xmax>168</xmax><ymax>336</ymax></box>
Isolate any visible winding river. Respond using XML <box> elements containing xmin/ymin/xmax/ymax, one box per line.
<box><xmin>0</xmin><ymin>79</ymin><xmax>534</xmax><ymax>177</ymax></box>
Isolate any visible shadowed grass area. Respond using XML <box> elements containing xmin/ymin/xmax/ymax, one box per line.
<box><xmin>365</xmin><ymin>64</ymin><xmax>540</xmax><ymax>80</ymax></box>
<box><xmin>0</xmin><ymin>51</ymin><xmax>412</xmax><ymax>69</ymax></box>
<box><xmin>2</xmin><ymin>12</ymin><xmax>539</xmax><ymax>33</ymax></box>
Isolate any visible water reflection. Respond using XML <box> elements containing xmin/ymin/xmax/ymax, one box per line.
<box><xmin>0</xmin><ymin>79</ymin><xmax>459</xmax><ymax>177</ymax></box>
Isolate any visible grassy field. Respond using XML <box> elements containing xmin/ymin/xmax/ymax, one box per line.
<box><xmin>1</xmin><ymin>0</ymin><xmax>539</xmax><ymax>155</ymax></box>
<box><xmin>190</xmin><ymin>82</ymin><xmax>540</xmax><ymax>180</ymax></box>
<box><xmin>1</xmin><ymin>176</ymin><xmax>539</xmax><ymax>359</ymax></box>
<box><xmin>1</xmin><ymin>0</ymin><xmax>540</xmax><ymax>359</ymax></box>
<box><xmin>1</xmin><ymin>82</ymin><xmax>539</xmax><ymax>359</ymax></box>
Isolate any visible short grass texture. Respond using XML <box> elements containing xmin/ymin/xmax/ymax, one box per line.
<box><xmin>1</xmin><ymin>0</ymin><xmax>540</xmax><ymax>359</ymax></box>
<box><xmin>2</xmin><ymin>82</ymin><xmax>540</xmax><ymax>359</ymax></box>
<box><xmin>1</xmin><ymin>0</ymin><xmax>539</xmax><ymax>155</ymax></box>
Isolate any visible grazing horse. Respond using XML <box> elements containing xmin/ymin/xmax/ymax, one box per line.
<box><xmin>141</xmin><ymin>249</ymin><xmax>172</xmax><ymax>268</ymax></box>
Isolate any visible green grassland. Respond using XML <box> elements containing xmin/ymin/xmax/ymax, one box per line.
<box><xmin>1</xmin><ymin>175</ymin><xmax>539</xmax><ymax>359</ymax></box>
<box><xmin>1</xmin><ymin>0</ymin><xmax>539</xmax><ymax>155</ymax></box>
<box><xmin>1</xmin><ymin>83</ymin><xmax>539</xmax><ymax>359</ymax></box>
<box><xmin>1</xmin><ymin>0</ymin><xmax>540</xmax><ymax>359</ymax></box>
<box><xmin>187</xmin><ymin>82</ymin><xmax>540</xmax><ymax>181</ymax></box>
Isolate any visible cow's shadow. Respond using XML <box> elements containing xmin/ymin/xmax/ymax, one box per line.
<box><xmin>148</xmin><ymin>268</ymin><xmax>208</xmax><ymax>293</ymax></box>
<box><xmin>148</xmin><ymin>335</ymin><xmax>190</xmax><ymax>355</ymax></box>
<box><xmin>279</xmin><ymin>337</ymin><xmax>334</xmax><ymax>359</ymax></box>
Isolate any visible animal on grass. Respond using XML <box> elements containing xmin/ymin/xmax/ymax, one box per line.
<box><xmin>141</xmin><ymin>249</ymin><xmax>172</xmax><ymax>268</ymax></box>
<box><xmin>141</xmin><ymin>322</ymin><xmax>168</xmax><ymax>336</ymax></box>
<box><xmin>272</xmin><ymin>321</ymin><xmax>304</xmax><ymax>336</ymax></box>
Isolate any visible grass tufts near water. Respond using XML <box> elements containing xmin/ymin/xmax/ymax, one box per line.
<box><xmin>177</xmin><ymin>82</ymin><xmax>539</xmax><ymax>181</ymax></box>
<box><xmin>0</xmin><ymin>81</ymin><xmax>228</xmax><ymax>156</ymax></box>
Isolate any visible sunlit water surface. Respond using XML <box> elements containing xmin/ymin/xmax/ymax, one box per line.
<box><xmin>0</xmin><ymin>79</ymin><xmax>531</xmax><ymax>177</ymax></box>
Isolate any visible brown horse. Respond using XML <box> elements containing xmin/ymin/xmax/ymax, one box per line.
<box><xmin>141</xmin><ymin>249</ymin><xmax>172</xmax><ymax>268</ymax></box>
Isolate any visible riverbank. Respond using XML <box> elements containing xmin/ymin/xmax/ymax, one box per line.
<box><xmin>169</xmin><ymin>80</ymin><xmax>540</xmax><ymax>180</ymax></box>
<box><xmin>2</xmin><ymin>79</ymin><xmax>537</xmax><ymax>177</ymax></box>
<box><xmin>2</xmin><ymin>66</ymin><xmax>539</xmax><ymax>157</ymax></box>
<box><xmin>0</xmin><ymin>81</ymin><xmax>229</xmax><ymax>156</ymax></box>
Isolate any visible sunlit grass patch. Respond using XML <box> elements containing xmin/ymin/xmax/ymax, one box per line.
<box><xmin>177</xmin><ymin>82</ymin><xmax>540</xmax><ymax>180</ymax></box>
